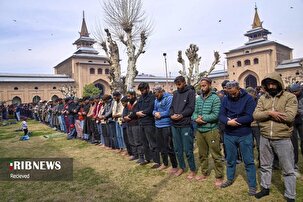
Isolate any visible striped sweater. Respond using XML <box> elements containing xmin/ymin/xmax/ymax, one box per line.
<box><xmin>192</xmin><ymin>91</ymin><xmax>221</xmax><ymax>132</ymax></box>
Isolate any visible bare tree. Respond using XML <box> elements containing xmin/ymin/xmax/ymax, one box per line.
<box><xmin>177</xmin><ymin>44</ymin><xmax>220</xmax><ymax>87</ymax></box>
<box><xmin>59</xmin><ymin>85</ymin><xmax>77</xmax><ymax>98</ymax></box>
<box><xmin>282</xmin><ymin>61</ymin><xmax>303</xmax><ymax>86</ymax></box>
<box><xmin>95</xmin><ymin>26</ymin><xmax>125</xmax><ymax>93</ymax></box>
<box><xmin>102</xmin><ymin>0</ymin><xmax>151</xmax><ymax>91</ymax></box>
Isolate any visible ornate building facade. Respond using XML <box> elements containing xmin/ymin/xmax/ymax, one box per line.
<box><xmin>209</xmin><ymin>7</ymin><xmax>303</xmax><ymax>90</ymax></box>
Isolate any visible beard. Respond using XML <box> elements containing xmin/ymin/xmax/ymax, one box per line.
<box><xmin>129</xmin><ymin>97</ymin><xmax>136</xmax><ymax>104</ymax></box>
<box><xmin>229</xmin><ymin>96</ymin><xmax>240</xmax><ymax>101</ymax></box>
<box><xmin>267</xmin><ymin>88</ymin><xmax>282</xmax><ymax>97</ymax></box>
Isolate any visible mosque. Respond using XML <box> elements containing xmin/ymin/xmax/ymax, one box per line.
<box><xmin>0</xmin><ymin>7</ymin><xmax>301</xmax><ymax>104</ymax></box>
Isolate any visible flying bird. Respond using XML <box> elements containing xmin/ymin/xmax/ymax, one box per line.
<box><xmin>13</xmin><ymin>19</ymin><xmax>17</xmax><ymax>22</ymax></box>
<box><xmin>28</xmin><ymin>49</ymin><xmax>32</xmax><ymax>51</ymax></box>
<box><xmin>218</xmin><ymin>20</ymin><xmax>222</xmax><ymax>23</ymax></box>
<box><xmin>290</xmin><ymin>6</ymin><xmax>293</xmax><ymax>9</ymax></box>
<box><xmin>178</xmin><ymin>28</ymin><xmax>182</xmax><ymax>31</ymax></box>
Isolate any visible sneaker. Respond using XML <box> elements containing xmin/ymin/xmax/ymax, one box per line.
<box><xmin>248</xmin><ymin>187</ymin><xmax>256</xmax><ymax>196</ymax></box>
<box><xmin>151</xmin><ymin>163</ymin><xmax>161</xmax><ymax>169</ymax></box>
<box><xmin>187</xmin><ymin>171</ymin><xmax>196</xmax><ymax>180</ymax></box>
<box><xmin>214</xmin><ymin>178</ymin><xmax>223</xmax><ymax>188</ymax></box>
<box><xmin>195</xmin><ymin>175</ymin><xmax>207</xmax><ymax>181</ymax></box>
<box><xmin>220</xmin><ymin>180</ymin><xmax>234</xmax><ymax>188</ymax></box>
<box><xmin>255</xmin><ymin>187</ymin><xmax>269</xmax><ymax>199</ymax></box>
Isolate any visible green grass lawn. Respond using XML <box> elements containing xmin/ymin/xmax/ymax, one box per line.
<box><xmin>0</xmin><ymin>120</ymin><xmax>302</xmax><ymax>201</ymax></box>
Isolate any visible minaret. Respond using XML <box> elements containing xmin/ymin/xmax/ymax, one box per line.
<box><xmin>73</xmin><ymin>11</ymin><xmax>98</xmax><ymax>55</ymax></box>
<box><xmin>244</xmin><ymin>6</ymin><xmax>271</xmax><ymax>45</ymax></box>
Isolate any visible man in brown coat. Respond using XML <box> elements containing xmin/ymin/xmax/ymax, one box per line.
<box><xmin>253</xmin><ymin>72</ymin><xmax>298</xmax><ymax>202</ymax></box>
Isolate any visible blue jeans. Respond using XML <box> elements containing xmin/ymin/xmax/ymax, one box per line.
<box><xmin>59</xmin><ymin>115</ymin><xmax>66</xmax><ymax>133</ymax></box>
<box><xmin>16</xmin><ymin>112</ymin><xmax>21</xmax><ymax>121</ymax></box>
<box><xmin>171</xmin><ymin>126</ymin><xmax>196</xmax><ymax>171</ymax></box>
<box><xmin>224</xmin><ymin>134</ymin><xmax>256</xmax><ymax>188</ymax></box>
<box><xmin>115</xmin><ymin>122</ymin><xmax>125</xmax><ymax>149</ymax></box>
<box><xmin>97</xmin><ymin>123</ymin><xmax>104</xmax><ymax>144</ymax></box>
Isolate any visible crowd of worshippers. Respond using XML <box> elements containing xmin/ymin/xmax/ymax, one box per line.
<box><xmin>13</xmin><ymin>72</ymin><xmax>302</xmax><ymax>201</ymax></box>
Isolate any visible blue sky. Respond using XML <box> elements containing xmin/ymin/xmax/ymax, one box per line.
<box><xmin>0</xmin><ymin>0</ymin><xmax>302</xmax><ymax>76</ymax></box>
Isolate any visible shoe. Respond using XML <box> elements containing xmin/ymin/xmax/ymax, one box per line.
<box><xmin>174</xmin><ymin>169</ymin><xmax>184</xmax><ymax>176</ymax></box>
<box><xmin>220</xmin><ymin>180</ymin><xmax>234</xmax><ymax>188</ymax></box>
<box><xmin>285</xmin><ymin>197</ymin><xmax>295</xmax><ymax>202</ymax></box>
<box><xmin>140</xmin><ymin>160</ymin><xmax>150</xmax><ymax>165</ymax></box>
<box><xmin>136</xmin><ymin>158</ymin><xmax>145</xmax><ymax>164</ymax></box>
<box><xmin>214</xmin><ymin>178</ymin><xmax>223</xmax><ymax>188</ymax></box>
<box><xmin>151</xmin><ymin>163</ymin><xmax>161</xmax><ymax>169</ymax></box>
<box><xmin>195</xmin><ymin>175</ymin><xmax>207</xmax><ymax>181</ymax></box>
<box><xmin>187</xmin><ymin>171</ymin><xmax>196</xmax><ymax>180</ymax></box>
<box><xmin>255</xmin><ymin>187</ymin><xmax>269</xmax><ymax>199</ymax></box>
<box><xmin>248</xmin><ymin>187</ymin><xmax>256</xmax><ymax>196</ymax></box>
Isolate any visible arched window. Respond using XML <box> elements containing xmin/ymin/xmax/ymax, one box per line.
<box><xmin>244</xmin><ymin>59</ymin><xmax>251</xmax><ymax>66</ymax></box>
<box><xmin>53</xmin><ymin>86</ymin><xmax>57</xmax><ymax>90</ymax></box>
<box><xmin>12</xmin><ymin>96</ymin><xmax>22</xmax><ymax>105</ymax></box>
<box><xmin>32</xmin><ymin>96</ymin><xmax>41</xmax><ymax>104</ymax></box>
<box><xmin>105</xmin><ymin>69</ymin><xmax>110</xmax><ymax>74</ymax></box>
<box><xmin>14</xmin><ymin>87</ymin><xmax>18</xmax><ymax>90</ymax></box>
<box><xmin>237</xmin><ymin>61</ymin><xmax>242</xmax><ymax>67</ymax></box>
<box><xmin>94</xmin><ymin>83</ymin><xmax>104</xmax><ymax>96</ymax></box>
<box><xmin>51</xmin><ymin>95</ymin><xmax>59</xmax><ymax>101</ymax></box>
<box><xmin>245</xmin><ymin>74</ymin><xmax>257</xmax><ymax>88</ymax></box>
<box><xmin>90</xmin><ymin>68</ymin><xmax>95</xmax><ymax>74</ymax></box>
<box><xmin>34</xmin><ymin>87</ymin><xmax>39</xmax><ymax>90</ymax></box>
<box><xmin>98</xmin><ymin>68</ymin><xmax>103</xmax><ymax>74</ymax></box>
<box><xmin>253</xmin><ymin>58</ymin><xmax>259</xmax><ymax>64</ymax></box>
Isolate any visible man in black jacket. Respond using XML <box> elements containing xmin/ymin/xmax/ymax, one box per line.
<box><xmin>135</xmin><ymin>82</ymin><xmax>159</xmax><ymax>167</ymax></box>
<box><xmin>170</xmin><ymin>76</ymin><xmax>196</xmax><ymax>178</ymax></box>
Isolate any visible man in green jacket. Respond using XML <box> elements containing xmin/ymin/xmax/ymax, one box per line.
<box><xmin>253</xmin><ymin>72</ymin><xmax>298</xmax><ymax>202</ymax></box>
<box><xmin>192</xmin><ymin>77</ymin><xmax>223</xmax><ymax>187</ymax></box>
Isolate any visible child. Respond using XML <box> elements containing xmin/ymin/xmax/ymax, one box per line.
<box><xmin>20</xmin><ymin>118</ymin><xmax>29</xmax><ymax>141</ymax></box>
<box><xmin>22</xmin><ymin>118</ymin><xmax>28</xmax><ymax>136</ymax></box>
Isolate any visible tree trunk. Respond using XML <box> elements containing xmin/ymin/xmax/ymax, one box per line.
<box><xmin>125</xmin><ymin>31</ymin><xmax>137</xmax><ymax>90</ymax></box>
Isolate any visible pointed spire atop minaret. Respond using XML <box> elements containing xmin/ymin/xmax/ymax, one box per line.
<box><xmin>252</xmin><ymin>4</ymin><xmax>262</xmax><ymax>29</ymax></box>
<box><xmin>80</xmin><ymin>10</ymin><xmax>89</xmax><ymax>37</ymax></box>
<box><xmin>73</xmin><ymin>11</ymin><xmax>98</xmax><ymax>55</ymax></box>
<box><xmin>244</xmin><ymin>5</ymin><xmax>271</xmax><ymax>44</ymax></box>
